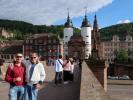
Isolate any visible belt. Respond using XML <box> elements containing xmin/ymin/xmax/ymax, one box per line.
<box><xmin>27</xmin><ymin>82</ymin><xmax>38</xmax><ymax>86</ymax></box>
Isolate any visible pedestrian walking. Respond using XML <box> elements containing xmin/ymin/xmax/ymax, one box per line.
<box><xmin>5</xmin><ymin>53</ymin><xmax>25</xmax><ymax>100</ymax></box>
<box><xmin>78</xmin><ymin>58</ymin><xmax>82</xmax><ymax>70</ymax></box>
<box><xmin>0</xmin><ymin>59</ymin><xmax>5</xmax><ymax>79</ymax></box>
<box><xmin>69</xmin><ymin>58</ymin><xmax>74</xmax><ymax>82</ymax></box>
<box><xmin>53</xmin><ymin>55</ymin><xmax>63</xmax><ymax>86</ymax></box>
<box><xmin>63</xmin><ymin>55</ymin><xmax>72</xmax><ymax>84</ymax></box>
<box><xmin>24</xmin><ymin>52</ymin><xmax>46</xmax><ymax>100</ymax></box>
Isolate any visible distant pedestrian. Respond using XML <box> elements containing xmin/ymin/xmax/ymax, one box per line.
<box><xmin>69</xmin><ymin>58</ymin><xmax>74</xmax><ymax>82</ymax></box>
<box><xmin>5</xmin><ymin>53</ymin><xmax>25</xmax><ymax>100</ymax></box>
<box><xmin>63</xmin><ymin>55</ymin><xmax>72</xmax><ymax>84</ymax></box>
<box><xmin>0</xmin><ymin>59</ymin><xmax>4</xmax><ymax>76</ymax></box>
<box><xmin>24</xmin><ymin>52</ymin><xmax>46</xmax><ymax>100</ymax></box>
<box><xmin>22</xmin><ymin>57</ymin><xmax>30</xmax><ymax>67</ymax></box>
<box><xmin>53</xmin><ymin>55</ymin><xmax>63</xmax><ymax>85</ymax></box>
<box><xmin>78</xmin><ymin>59</ymin><xmax>82</xmax><ymax>69</ymax></box>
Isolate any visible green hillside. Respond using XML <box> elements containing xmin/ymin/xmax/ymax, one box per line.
<box><xmin>1</xmin><ymin>19</ymin><xmax>132</xmax><ymax>41</ymax></box>
<box><xmin>0</xmin><ymin>19</ymin><xmax>80</xmax><ymax>40</ymax></box>
<box><xmin>100</xmin><ymin>23</ymin><xmax>133</xmax><ymax>41</ymax></box>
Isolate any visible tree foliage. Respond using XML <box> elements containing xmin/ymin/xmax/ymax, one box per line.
<box><xmin>0</xmin><ymin>19</ymin><xmax>80</xmax><ymax>40</ymax></box>
<box><xmin>100</xmin><ymin>23</ymin><xmax>133</xmax><ymax>41</ymax></box>
<box><xmin>116</xmin><ymin>49</ymin><xmax>128</xmax><ymax>63</ymax></box>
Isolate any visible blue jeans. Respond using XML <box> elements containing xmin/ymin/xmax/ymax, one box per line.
<box><xmin>24</xmin><ymin>84</ymin><xmax>38</xmax><ymax>100</ymax></box>
<box><xmin>9</xmin><ymin>85</ymin><xmax>24</xmax><ymax>100</ymax></box>
<box><xmin>55</xmin><ymin>72</ymin><xmax>62</xmax><ymax>85</ymax></box>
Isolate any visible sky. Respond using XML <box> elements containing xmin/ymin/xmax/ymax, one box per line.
<box><xmin>0</xmin><ymin>0</ymin><xmax>132</xmax><ymax>28</ymax></box>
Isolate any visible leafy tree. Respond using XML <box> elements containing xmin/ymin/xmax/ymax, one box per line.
<box><xmin>0</xmin><ymin>36</ymin><xmax>6</xmax><ymax>42</ymax></box>
<box><xmin>116</xmin><ymin>49</ymin><xmax>128</xmax><ymax>63</ymax></box>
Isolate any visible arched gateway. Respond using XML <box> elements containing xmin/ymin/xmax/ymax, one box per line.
<box><xmin>68</xmin><ymin>35</ymin><xmax>85</xmax><ymax>60</ymax></box>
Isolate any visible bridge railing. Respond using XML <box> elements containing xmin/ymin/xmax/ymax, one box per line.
<box><xmin>80</xmin><ymin>61</ymin><xmax>110</xmax><ymax>100</ymax></box>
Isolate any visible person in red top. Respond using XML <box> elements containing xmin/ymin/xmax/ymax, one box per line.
<box><xmin>5</xmin><ymin>53</ymin><xmax>25</xmax><ymax>100</ymax></box>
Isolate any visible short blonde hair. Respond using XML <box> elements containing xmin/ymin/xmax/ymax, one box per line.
<box><xmin>15</xmin><ymin>53</ymin><xmax>23</xmax><ymax>57</ymax></box>
<box><xmin>30</xmin><ymin>52</ymin><xmax>38</xmax><ymax>57</ymax></box>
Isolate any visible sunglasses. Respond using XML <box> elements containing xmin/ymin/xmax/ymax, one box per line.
<box><xmin>16</xmin><ymin>56</ymin><xmax>22</xmax><ymax>58</ymax></box>
<box><xmin>30</xmin><ymin>57</ymin><xmax>37</xmax><ymax>59</ymax></box>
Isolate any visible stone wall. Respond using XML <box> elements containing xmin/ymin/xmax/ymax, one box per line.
<box><xmin>80</xmin><ymin>62</ymin><xmax>109</xmax><ymax>100</ymax></box>
<box><xmin>90</xmin><ymin>65</ymin><xmax>108</xmax><ymax>91</ymax></box>
<box><xmin>114</xmin><ymin>65</ymin><xmax>133</xmax><ymax>79</ymax></box>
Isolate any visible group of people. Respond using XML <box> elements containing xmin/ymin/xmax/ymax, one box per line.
<box><xmin>53</xmin><ymin>55</ymin><xmax>75</xmax><ymax>86</ymax></box>
<box><xmin>4</xmin><ymin>52</ymin><xmax>81</xmax><ymax>100</ymax></box>
<box><xmin>5</xmin><ymin>52</ymin><xmax>46</xmax><ymax>100</ymax></box>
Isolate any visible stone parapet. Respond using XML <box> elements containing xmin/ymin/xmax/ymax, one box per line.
<box><xmin>86</xmin><ymin>59</ymin><xmax>108</xmax><ymax>91</ymax></box>
<box><xmin>80</xmin><ymin>62</ymin><xmax>109</xmax><ymax>100</ymax></box>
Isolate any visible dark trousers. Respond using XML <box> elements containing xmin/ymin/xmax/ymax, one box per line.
<box><xmin>63</xmin><ymin>70</ymin><xmax>71</xmax><ymax>82</ymax></box>
<box><xmin>70</xmin><ymin>73</ymin><xmax>74</xmax><ymax>81</ymax></box>
<box><xmin>55</xmin><ymin>72</ymin><xmax>62</xmax><ymax>85</ymax></box>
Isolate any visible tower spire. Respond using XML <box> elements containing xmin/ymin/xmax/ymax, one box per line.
<box><xmin>92</xmin><ymin>14</ymin><xmax>100</xmax><ymax>49</ymax></box>
<box><xmin>84</xmin><ymin>6</ymin><xmax>87</xmax><ymax>16</ymax></box>
<box><xmin>64</xmin><ymin>8</ymin><xmax>73</xmax><ymax>27</ymax></box>
<box><xmin>93</xmin><ymin>14</ymin><xmax>98</xmax><ymax>31</ymax></box>
<box><xmin>67</xmin><ymin>8</ymin><xmax>70</xmax><ymax>19</ymax></box>
<box><xmin>91</xmin><ymin>14</ymin><xmax>100</xmax><ymax>60</ymax></box>
<box><xmin>81</xmin><ymin>7</ymin><xmax>91</xmax><ymax>27</ymax></box>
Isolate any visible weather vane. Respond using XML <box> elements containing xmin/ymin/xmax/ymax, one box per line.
<box><xmin>67</xmin><ymin>8</ymin><xmax>70</xmax><ymax>17</ymax></box>
<box><xmin>84</xmin><ymin>6</ymin><xmax>87</xmax><ymax>15</ymax></box>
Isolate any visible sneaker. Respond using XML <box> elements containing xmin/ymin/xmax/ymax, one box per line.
<box><xmin>63</xmin><ymin>81</ymin><xmax>69</xmax><ymax>84</ymax></box>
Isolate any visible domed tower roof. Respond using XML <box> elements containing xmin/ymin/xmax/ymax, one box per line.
<box><xmin>81</xmin><ymin>15</ymin><xmax>91</xmax><ymax>27</ymax></box>
<box><xmin>64</xmin><ymin>10</ymin><xmax>73</xmax><ymax>28</ymax></box>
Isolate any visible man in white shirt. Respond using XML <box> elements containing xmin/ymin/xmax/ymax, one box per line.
<box><xmin>24</xmin><ymin>52</ymin><xmax>46</xmax><ymax>100</ymax></box>
<box><xmin>54</xmin><ymin>55</ymin><xmax>63</xmax><ymax>86</ymax></box>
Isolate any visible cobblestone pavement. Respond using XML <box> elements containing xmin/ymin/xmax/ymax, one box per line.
<box><xmin>1</xmin><ymin>64</ymin><xmax>133</xmax><ymax>100</ymax></box>
<box><xmin>0</xmin><ymin>65</ymin><xmax>81</xmax><ymax>100</ymax></box>
<box><xmin>38</xmin><ymin>65</ymin><xmax>81</xmax><ymax>100</ymax></box>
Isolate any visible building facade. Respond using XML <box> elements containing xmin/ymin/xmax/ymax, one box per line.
<box><xmin>0</xmin><ymin>40</ymin><xmax>23</xmax><ymax>62</ymax></box>
<box><xmin>63</xmin><ymin>13</ymin><xmax>92</xmax><ymax>59</ymax></box>
<box><xmin>100</xmin><ymin>34</ymin><xmax>133</xmax><ymax>64</ymax></box>
<box><xmin>23</xmin><ymin>34</ymin><xmax>63</xmax><ymax>61</ymax></box>
<box><xmin>81</xmin><ymin>14</ymin><xmax>92</xmax><ymax>59</ymax></box>
<box><xmin>0</xmin><ymin>28</ymin><xmax>13</xmax><ymax>38</ymax></box>
<box><xmin>63</xmin><ymin>13</ymin><xmax>73</xmax><ymax>56</ymax></box>
<box><xmin>68</xmin><ymin>35</ymin><xmax>85</xmax><ymax>60</ymax></box>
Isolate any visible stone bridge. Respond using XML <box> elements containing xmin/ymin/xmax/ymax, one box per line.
<box><xmin>0</xmin><ymin>61</ymin><xmax>110</xmax><ymax>100</ymax></box>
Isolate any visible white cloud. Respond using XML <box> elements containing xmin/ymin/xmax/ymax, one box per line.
<box><xmin>117</xmin><ymin>19</ymin><xmax>130</xmax><ymax>24</ymax></box>
<box><xmin>0</xmin><ymin>0</ymin><xmax>113</xmax><ymax>25</ymax></box>
<box><xmin>123</xmin><ymin>19</ymin><xmax>130</xmax><ymax>23</ymax></box>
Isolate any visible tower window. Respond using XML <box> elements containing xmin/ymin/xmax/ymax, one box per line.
<box><xmin>86</xmin><ymin>42</ymin><xmax>89</xmax><ymax>44</ymax></box>
<box><xmin>86</xmin><ymin>36</ymin><xmax>89</xmax><ymax>37</ymax></box>
<box><xmin>65</xmin><ymin>36</ymin><xmax>68</xmax><ymax>38</ymax></box>
<box><xmin>48</xmin><ymin>40</ymin><xmax>51</xmax><ymax>43</ymax></box>
<box><xmin>26</xmin><ymin>40</ymin><xmax>29</xmax><ymax>44</ymax></box>
<box><xmin>53</xmin><ymin>39</ymin><xmax>56</xmax><ymax>43</ymax></box>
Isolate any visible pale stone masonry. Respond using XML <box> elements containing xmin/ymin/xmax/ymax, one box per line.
<box><xmin>80</xmin><ymin>62</ymin><xmax>110</xmax><ymax>100</ymax></box>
